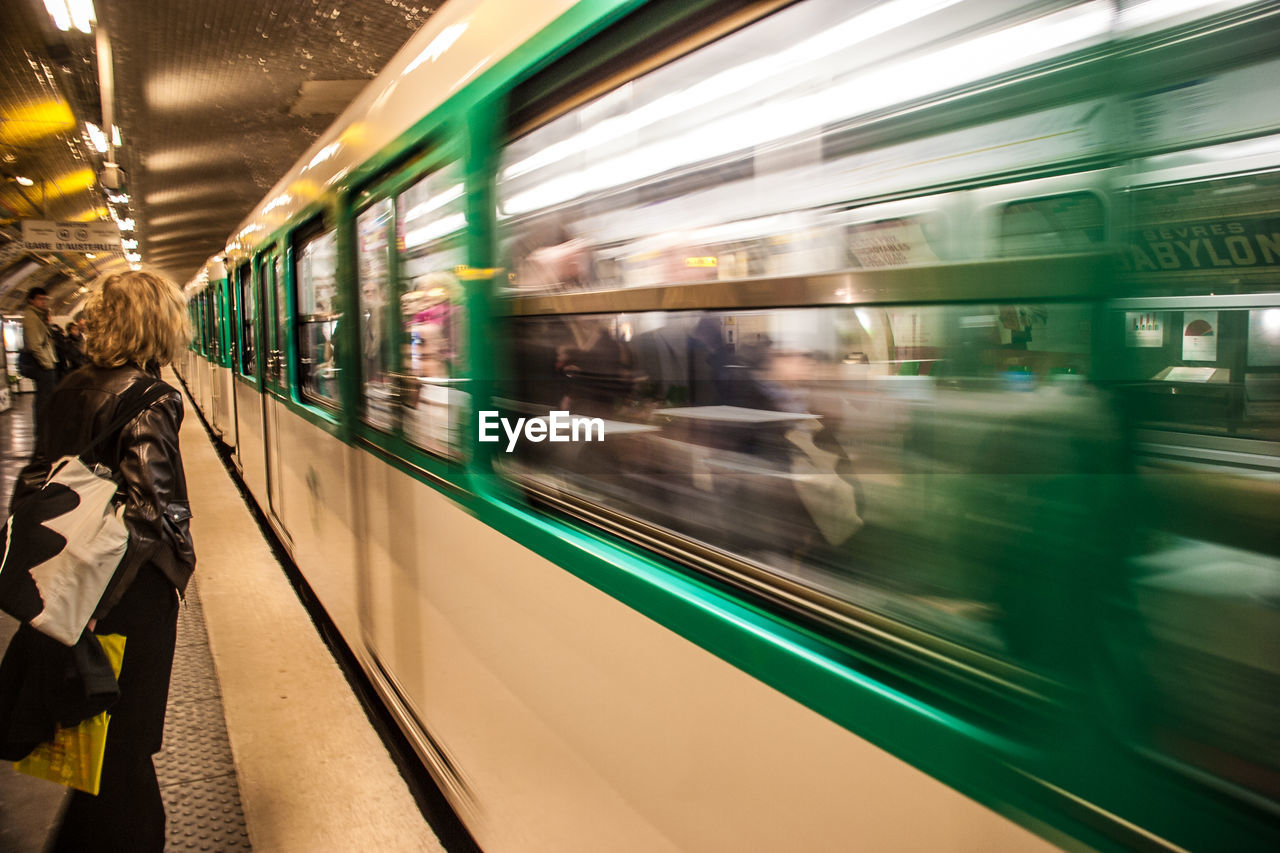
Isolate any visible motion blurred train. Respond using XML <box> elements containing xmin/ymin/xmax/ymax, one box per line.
<box><xmin>177</xmin><ymin>1</ymin><xmax>1280</xmax><ymax>850</ymax></box>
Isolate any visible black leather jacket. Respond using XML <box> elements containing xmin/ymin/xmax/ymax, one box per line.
<box><xmin>13</xmin><ymin>364</ymin><xmax>195</xmax><ymax>617</ymax></box>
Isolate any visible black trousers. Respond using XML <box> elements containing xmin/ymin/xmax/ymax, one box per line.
<box><xmin>49</xmin><ymin>566</ymin><xmax>180</xmax><ymax>853</ymax></box>
<box><xmin>32</xmin><ymin>366</ymin><xmax>56</xmax><ymax>443</ymax></box>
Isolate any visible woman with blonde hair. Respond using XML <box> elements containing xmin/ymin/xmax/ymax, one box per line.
<box><xmin>13</xmin><ymin>268</ymin><xmax>196</xmax><ymax>851</ymax></box>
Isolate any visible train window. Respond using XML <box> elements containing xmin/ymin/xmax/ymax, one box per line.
<box><xmin>255</xmin><ymin>254</ymin><xmax>274</xmax><ymax>380</ymax></box>
<box><xmin>273</xmin><ymin>253</ymin><xmax>287</xmax><ymax>378</ymax></box>
<box><xmin>295</xmin><ymin>229</ymin><xmax>341</xmax><ymax>406</ymax></box>
<box><xmin>1111</xmin><ymin>170</ymin><xmax>1280</xmax><ymax>443</ymax></box>
<box><xmin>195</xmin><ymin>294</ymin><xmax>206</xmax><ymax>355</ymax></box>
<box><xmin>209</xmin><ymin>287</ymin><xmax>222</xmax><ymax>361</ymax></box>
<box><xmin>498</xmin><ymin>300</ymin><xmax>1108</xmax><ymax>670</ymax></box>
<box><xmin>998</xmin><ymin>193</ymin><xmax>1105</xmax><ymax>256</ymax></box>
<box><xmin>199</xmin><ymin>290</ymin><xmax>209</xmax><ymax>353</ymax></box>
<box><xmin>497</xmin><ymin>0</ymin><xmax>1111</xmax><ymax>293</ymax></box>
<box><xmin>236</xmin><ymin>261</ymin><xmax>256</xmax><ymax>377</ymax></box>
<box><xmin>355</xmin><ymin>161</ymin><xmax>467</xmax><ymax>457</ymax></box>
<box><xmin>394</xmin><ymin>162</ymin><xmax>467</xmax><ymax>457</ymax></box>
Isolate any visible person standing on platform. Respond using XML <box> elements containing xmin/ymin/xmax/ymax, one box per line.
<box><xmin>57</xmin><ymin>319</ymin><xmax>90</xmax><ymax>378</ymax></box>
<box><xmin>14</xmin><ymin>270</ymin><xmax>196</xmax><ymax>852</ymax></box>
<box><xmin>20</xmin><ymin>287</ymin><xmax>57</xmax><ymax>440</ymax></box>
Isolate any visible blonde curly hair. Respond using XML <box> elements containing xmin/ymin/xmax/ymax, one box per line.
<box><xmin>81</xmin><ymin>270</ymin><xmax>192</xmax><ymax>368</ymax></box>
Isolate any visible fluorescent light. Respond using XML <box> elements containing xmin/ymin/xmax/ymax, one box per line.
<box><xmin>43</xmin><ymin>0</ymin><xmax>71</xmax><ymax>31</ymax></box>
<box><xmin>68</xmin><ymin>0</ymin><xmax>95</xmax><ymax>34</ymax></box>
<box><xmin>1118</xmin><ymin>0</ymin><xmax>1252</xmax><ymax>31</ymax></box>
<box><xmin>403</xmin><ymin>212</ymin><xmax>466</xmax><ymax>248</ymax></box>
<box><xmin>111</xmin><ymin>124</ymin><xmax>121</xmax><ymax>146</ymax></box>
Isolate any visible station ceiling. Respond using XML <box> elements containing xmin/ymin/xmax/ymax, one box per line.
<box><xmin>0</xmin><ymin>0</ymin><xmax>436</xmax><ymax>315</ymax></box>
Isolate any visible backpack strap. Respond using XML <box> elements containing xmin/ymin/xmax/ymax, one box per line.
<box><xmin>75</xmin><ymin>380</ymin><xmax>174</xmax><ymax>464</ymax></box>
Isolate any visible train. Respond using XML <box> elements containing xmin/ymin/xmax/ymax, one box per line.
<box><xmin>176</xmin><ymin>1</ymin><xmax>1280</xmax><ymax>850</ymax></box>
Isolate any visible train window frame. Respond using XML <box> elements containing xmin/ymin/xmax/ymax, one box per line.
<box><xmin>351</xmin><ymin>145</ymin><xmax>470</xmax><ymax>462</ymax></box>
<box><xmin>292</xmin><ymin>218</ymin><xmax>342</xmax><ymax>410</ymax></box>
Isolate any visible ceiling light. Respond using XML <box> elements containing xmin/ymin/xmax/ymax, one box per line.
<box><xmin>84</xmin><ymin>122</ymin><xmax>108</xmax><ymax>153</ymax></box>
<box><xmin>116</xmin><ymin>217</ymin><xmax>134</xmax><ymax>231</ymax></box>
<box><xmin>15</xmin><ymin>176</ymin><xmax>35</xmax><ymax>186</ymax></box>
<box><xmin>69</xmin><ymin>0</ymin><xmax>95</xmax><ymax>33</ymax></box>
<box><xmin>43</xmin><ymin>0</ymin><xmax>95</xmax><ymax>33</ymax></box>
<box><xmin>43</xmin><ymin>0</ymin><xmax>71</xmax><ymax>31</ymax></box>
<box><xmin>120</xmin><ymin>238</ymin><xmax>138</xmax><ymax>249</ymax></box>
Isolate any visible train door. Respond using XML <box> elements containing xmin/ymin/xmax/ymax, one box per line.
<box><xmin>260</xmin><ymin>247</ymin><xmax>292</xmax><ymax>549</ymax></box>
<box><xmin>233</xmin><ymin>259</ymin><xmax>265</xmax><ymax>487</ymax></box>
<box><xmin>218</xmin><ymin>275</ymin><xmax>240</xmax><ymax>451</ymax></box>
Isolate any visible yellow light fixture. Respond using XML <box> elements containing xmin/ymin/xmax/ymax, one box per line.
<box><xmin>0</xmin><ymin>100</ymin><xmax>76</xmax><ymax>147</ymax></box>
<box><xmin>46</xmin><ymin>167</ymin><xmax>96</xmax><ymax>200</ymax></box>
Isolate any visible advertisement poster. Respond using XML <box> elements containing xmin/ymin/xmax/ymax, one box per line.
<box><xmin>1181</xmin><ymin>311</ymin><xmax>1218</xmax><ymax>361</ymax></box>
<box><xmin>1126</xmin><ymin>312</ymin><xmax>1164</xmax><ymax>348</ymax></box>
<box><xmin>848</xmin><ymin>219</ymin><xmax>939</xmax><ymax>268</ymax></box>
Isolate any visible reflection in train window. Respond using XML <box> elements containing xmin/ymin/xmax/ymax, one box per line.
<box><xmin>357</xmin><ymin>198</ymin><xmax>394</xmax><ymax>429</ymax></box>
<box><xmin>295</xmin><ymin>229</ymin><xmax>340</xmax><ymax>406</ymax></box>
<box><xmin>498</xmin><ymin>302</ymin><xmax>1113</xmax><ymax>670</ymax></box>
<box><xmin>236</xmin><ymin>261</ymin><xmax>255</xmax><ymax>377</ymax></box>
<box><xmin>274</xmin><ymin>253</ymin><xmax>287</xmax><ymax>379</ymax></box>
<box><xmin>256</xmin><ymin>254</ymin><xmax>280</xmax><ymax>384</ymax></box>
<box><xmin>356</xmin><ymin>163</ymin><xmax>468</xmax><ymax>457</ymax></box>
<box><xmin>1113</xmin><ymin>306</ymin><xmax>1280</xmax><ymax>443</ymax></box>
<box><xmin>395</xmin><ymin>163</ymin><xmax>468</xmax><ymax>458</ymax></box>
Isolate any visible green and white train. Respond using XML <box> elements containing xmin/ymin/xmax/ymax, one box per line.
<box><xmin>178</xmin><ymin>1</ymin><xmax>1280</xmax><ymax>849</ymax></box>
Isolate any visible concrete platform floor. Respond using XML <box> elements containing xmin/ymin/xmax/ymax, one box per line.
<box><xmin>0</xmin><ymin>375</ymin><xmax>446</xmax><ymax>852</ymax></box>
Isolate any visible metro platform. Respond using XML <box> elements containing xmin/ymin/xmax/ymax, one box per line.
<box><xmin>0</xmin><ymin>374</ymin><xmax>449</xmax><ymax>852</ymax></box>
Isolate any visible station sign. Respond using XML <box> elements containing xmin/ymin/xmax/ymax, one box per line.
<box><xmin>1123</xmin><ymin>216</ymin><xmax>1280</xmax><ymax>273</ymax></box>
<box><xmin>20</xmin><ymin>219</ymin><xmax>121</xmax><ymax>254</ymax></box>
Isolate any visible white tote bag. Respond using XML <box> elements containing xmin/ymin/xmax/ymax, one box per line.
<box><xmin>15</xmin><ymin>458</ymin><xmax>129</xmax><ymax>646</ymax></box>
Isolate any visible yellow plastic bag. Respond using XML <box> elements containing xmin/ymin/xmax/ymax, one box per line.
<box><xmin>12</xmin><ymin>633</ymin><xmax>126</xmax><ymax>795</ymax></box>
